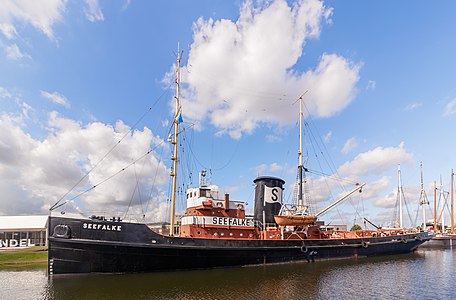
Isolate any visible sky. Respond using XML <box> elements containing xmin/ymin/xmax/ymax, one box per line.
<box><xmin>1</xmin><ymin>0</ymin><xmax>456</xmax><ymax>229</ymax></box>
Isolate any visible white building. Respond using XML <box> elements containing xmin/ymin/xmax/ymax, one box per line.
<box><xmin>0</xmin><ymin>215</ymin><xmax>48</xmax><ymax>249</ymax></box>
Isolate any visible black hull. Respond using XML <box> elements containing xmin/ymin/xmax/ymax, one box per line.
<box><xmin>48</xmin><ymin>217</ymin><xmax>433</xmax><ymax>275</ymax></box>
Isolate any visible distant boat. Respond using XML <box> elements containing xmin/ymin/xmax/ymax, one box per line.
<box><xmin>425</xmin><ymin>170</ymin><xmax>456</xmax><ymax>247</ymax></box>
<box><xmin>429</xmin><ymin>234</ymin><xmax>456</xmax><ymax>246</ymax></box>
<box><xmin>47</xmin><ymin>52</ymin><xmax>432</xmax><ymax>276</ymax></box>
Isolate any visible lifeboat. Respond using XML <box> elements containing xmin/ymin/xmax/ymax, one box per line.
<box><xmin>274</xmin><ymin>215</ymin><xmax>317</xmax><ymax>226</ymax></box>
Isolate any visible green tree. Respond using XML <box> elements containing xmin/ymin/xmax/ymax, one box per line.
<box><xmin>350</xmin><ymin>224</ymin><xmax>362</xmax><ymax>231</ymax></box>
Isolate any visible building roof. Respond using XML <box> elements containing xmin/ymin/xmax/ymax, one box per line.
<box><xmin>0</xmin><ymin>215</ymin><xmax>48</xmax><ymax>231</ymax></box>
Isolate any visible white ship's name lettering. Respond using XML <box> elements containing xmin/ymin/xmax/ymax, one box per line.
<box><xmin>212</xmin><ymin>217</ymin><xmax>254</xmax><ymax>227</ymax></box>
<box><xmin>82</xmin><ymin>223</ymin><xmax>122</xmax><ymax>232</ymax></box>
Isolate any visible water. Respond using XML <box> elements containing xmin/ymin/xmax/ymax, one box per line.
<box><xmin>1</xmin><ymin>247</ymin><xmax>455</xmax><ymax>300</ymax></box>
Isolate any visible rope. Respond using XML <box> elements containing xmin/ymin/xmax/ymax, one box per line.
<box><xmin>56</xmin><ymin>141</ymin><xmax>165</xmax><ymax>208</ymax></box>
<box><xmin>50</xmin><ymin>81</ymin><xmax>174</xmax><ymax>211</ymax></box>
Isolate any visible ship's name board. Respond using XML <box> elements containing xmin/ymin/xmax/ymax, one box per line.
<box><xmin>212</xmin><ymin>217</ymin><xmax>254</xmax><ymax>227</ymax></box>
<box><xmin>181</xmin><ymin>216</ymin><xmax>254</xmax><ymax>227</ymax></box>
<box><xmin>0</xmin><ymin>239</ymin><xmax>35</xmax><ymax>248</ymax></box>
<box><xmin>82</xmin><ymin>223</ymin><xmax>122</xmax><ymax>232</ymax></box>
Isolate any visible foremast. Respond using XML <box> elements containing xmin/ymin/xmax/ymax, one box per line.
<box><xmin>169</xmin><ymin>50</ymin><xmax>182</xmax><ymax>236</ymax></box>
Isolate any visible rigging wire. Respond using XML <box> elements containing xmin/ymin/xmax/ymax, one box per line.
<box><xmin>301</xmin><ymin>100</ymin><xmax>342</xmax><ymax>184</ymax></box>
<box><xmin>143</xmin><ymin>144</ymin><xmax>166</xmax><ymax>216</ymax></box>
<box><xmin>292</xmin><ymin>95</ymin><xmax>368</xmax><ymax>223</ymax></box>
<box><xmin>123</xmin><ymin>160</ymin><xmax>147</xmax><ymax>221</ymax></box>
<box><xmin>181</xmin><ymin>125</ymin><xmax>241</xmax><ymax>172</ymax></box>
<box><xmin>303</xmin><ymin>100</ymin><xmax>366</xmax><ymax>220</ymax></box>
<box><xmin>52</xmin><ymin>141</ymin><xmax>166</xmax><ymax>211</ymax></box>
<box><xmin>50</xmin><ymin>81</ymin><xmax>174</xmax><ymax>211</ymax></box>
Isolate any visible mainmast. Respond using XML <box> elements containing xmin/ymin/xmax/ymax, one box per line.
<box><xmin>297</xmin><ymin>92</ymin><xmax>308</xmax><ymax>211</ymax></box>
<box><xmin>297</xmin><ymin>95</ymin><xmax>304</xmax><ymax>210</ymax></box>
<box><xmin>169</xmin><ymin>50</ymin><xmax>182</xmax><ymax>236</ymax></box>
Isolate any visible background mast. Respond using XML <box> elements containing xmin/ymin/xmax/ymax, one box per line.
<box><xmin>420</xmin><ymin>161</ymin><xmax>427</xmax><ymax>231</ymax></box>
<box><xmin>398</xmin><ymin>165</ymin><xmax>403</xmax><ymax>228</ymax></box>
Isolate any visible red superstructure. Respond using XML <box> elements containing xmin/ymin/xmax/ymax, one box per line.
<box><xmin>178</xmin><ymin>175</ymin><xmax>419</xmax><ymax>243</ymax></box>
<box><xmin>180</xmin><ymin>184</ymin><xmax>258</xmax><ymax>240</ymax></box>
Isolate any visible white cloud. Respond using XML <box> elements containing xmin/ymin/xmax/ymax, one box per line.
<box><xmin>0</xmin><ymin>0</ymin><xmax>106</xmax><ymax>61</ymax></box>
<box><xmin>374</xmin><ymin>184</ymin><xmax>420</xmax><ymax>210</ymax></box>
<box><xmin>337</xmin><ymin>142</ymin><xmax>414</xmax><ymax>178</ymax></box>
<box><xmin>366</xmin><ymin>80</ymin><xmax>376</xmax><ymax>90</ymax></box>
<box><xmin>304</xmin><ymin>143</ymin><xmax>412</xmax><ymax>219</ymax></box>
<box><xmin>255</xmin><ymin>164</ymin><xmax>267</xmax><ymax>175</ymax></box>
<box><xmin>0</xmin><ymin>0</ymin><xmax>66</xmax><ymax>40</ymax></box>
<box><xmin>324</xmin><ymin>131</ymin><xmax>332</xmax><ymax>143</ymax></box>
<box><xmin>4</xmin><ymin>43</ymin><xmax>31</xmax><ymax>60</ymax></box>
<box><xmin>0</xmin><ymin>87</ymin><xmax>32</xmax><ymax>122</ymax></box>
<box><xmin>370</xmin><ymin>183</ymin><xmax>424</xmax><ymax>228</ymax></box>
<box><xmin>361</xmin><ymin>176</ymin><xmax>391</xmax><ymax>200</ymax></box>
<box><xmin>40</xmin><ymin>90</ymin><xmax>70</xmax><ymax>108</ymax></box>
<box><xmin>255</xmin><ymin>162</ymin><xmax>283</xmax><ymax>175</ymax></box>
<box><xmin>0</xmin><ymin>86</ymin><xmax>12</xmax><ymax>98</ymax></box>
<box><xmin>443</xmin><ymin>98</ymin><xmax>456</xmax><ymax>116</ymax></box>
<box><xmin>18</xmin><ymin>100</ymin><xmax>32</xmax><ymax>120</ymax></box>
<box><xmin>266</xmin><ymin>134</ymin><xmax>282</xmax><ymax>143</ymax></box>
<box><xmin>0</xmin><ymin>23</ymin><xmax>17</xmax><ymax>39</ymax></box>
<box><xmin>121</xmin><ymin>0</ymin><xmax>132</xmax><ymax>12</ymax></box>
<box><xmin>341</xmin><ymin>137</ymin><xmax>358</xmax><ymax>154</ymax></box>
<box><xmin>171</xmin><ymin>0</ymin><xmax>360</xmax><ymax>139</ymax></box>
<box><xmin>404</xmin><ymin>102</ymin><xmax>422</xmax><ymax>111</ymax></box>
<box><xmin>269</xmin><ymin>143</ymin><xmax>414</xmax><ymax>222</ymax></box>
<box><xmin>269</xmin><ymin>162</ymin><xmax>283</xmax><ymax>172</ymax></box>
<box><xmin>84</xmin><ymin>0</ymin><xmax>104</xmax><ymax>22</ymax></box>
<box><xmin>0</xmin><ymin>109</ymin><xmax>170</xmax><ymax>219</ymax></box>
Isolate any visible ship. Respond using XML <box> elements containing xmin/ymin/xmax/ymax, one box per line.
<box><xmin>47</xmin><ymin>52</ymin><xmax>432</xmax><ymax>276</ymax></box>
<box><xmin>423</xmin><ymin>171</ymin><xmax>456</xmax><ymax>247</ymax></box>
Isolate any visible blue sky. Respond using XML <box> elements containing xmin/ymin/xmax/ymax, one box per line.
<box><xmin>1</xmin><ymin>0</ymin><xmax>456</xmax><ymax>229</ymax></box>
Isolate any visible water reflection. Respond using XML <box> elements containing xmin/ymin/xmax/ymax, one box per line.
<box><xmin>0</xmin><ymin>269</ymin><xmax>48</xmax><ymax>300</ymax></box>
<box><xmin>45</xmin><ymin>253</ymin><xmax>426</xmax><ymax>300</ymax></box>
<box><xmin>2</xmin><ymin>249</ymin><xmax>455</xmax><ymax>300</ymax></box>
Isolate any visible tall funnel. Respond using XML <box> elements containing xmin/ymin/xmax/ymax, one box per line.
<box><xmin>253</xmin><ymin>176</ymin><xmax>285</xmax><ymax>229</ymax></box>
